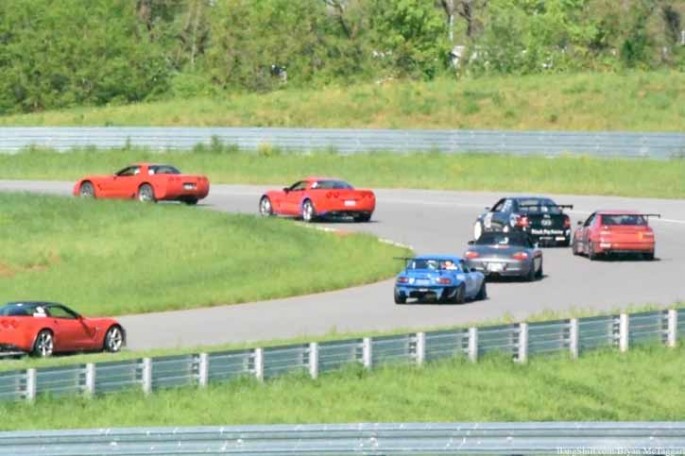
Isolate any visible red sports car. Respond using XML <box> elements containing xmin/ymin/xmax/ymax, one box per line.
<box><xmin>73</xmin><ymin>163</ymin><xmax>210</xmax><ymax>205</ymax></box>
<box><xmin>0</xmin><ymin>301</ymin><xmax>125</xmax><ymax>357</ymax></box>
<box><xmin>259</xmin><ymin>177</ymin><xmax>376</xmax><ymax>222</ymax></box>
<box><xmin>571</xmin><ymin>210</ymin><xmax>660</xmax><ymax>260</ymax></box>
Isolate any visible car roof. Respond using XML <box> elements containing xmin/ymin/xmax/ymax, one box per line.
<box><xmin>304</xmin><ymin>176</ymin><xmax>347</xmax><ymax>182</ymax></box>
<box><xmin>595</xmin><ymin>210</ymin><xmax>643</xmax><ymax>215</ymax></box>
<box><xmin>3</xmin><ymin>301</ymin><xmax>63</xmax><ymax>307</ymax></box>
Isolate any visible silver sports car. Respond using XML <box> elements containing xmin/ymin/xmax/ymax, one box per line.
<box><xmin>463</xmin><ymin>232</ymin><xmax>543</xmax><ymax>281</ymax></box>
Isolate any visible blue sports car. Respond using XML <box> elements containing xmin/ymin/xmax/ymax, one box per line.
<box><xmin>394</xmin><ymin>255</ymin><xmax>487</xmax><ymax>304</ymax></box>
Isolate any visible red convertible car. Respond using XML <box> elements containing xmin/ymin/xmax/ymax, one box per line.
<box><xmin>0</xmin><ymin>301</ymin><xmax>125</xmax><ymax>357</ymax></box>
<box><xmin>259</xmin><ymin>177</ymin><xmax>376</xmax><ymax>222</ymax></box>
<box><xmin>572</xmin><ymin>210</ymin><xmax>660</xmax><ymax>260</ymax></box>
<box><xmin>73</xmin><ymin>163</ymin><xmax>210</xmax><ymax>205</ymax></box>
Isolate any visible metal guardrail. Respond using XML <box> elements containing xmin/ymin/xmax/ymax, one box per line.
<box><xmin>0</xmin><ymin>126</ymin><xmax>684</xmax><ymax>158</ymax></box>
<box><xmin>0</xmin><ymin>308</ymin><xmax>681</xmax><ymax>404</ymax></box>
<box><xmin>2</xmin><ymin>422</ymin><xmax>685</xmax><ymax>455</ymax></box>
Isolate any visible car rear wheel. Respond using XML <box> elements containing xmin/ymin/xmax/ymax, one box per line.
<box><xmin>79</xmin><ymin>181</ymin><xmax>95</xmax><ymax>198</ymax></box>
<box><xmin>137</xmin><ymin>184</ymin><xmax>156</xmax><ymax>203</ymax></box>
<box><xmin>475</xmin><ymin>281</ymin><xmax>487</xmax><ymax>301</ymax></box>
<box><xmin>103</xmin><ymin>325</ymin><xmax>124</xmax><ymax>353</ymax></box>
<box><xmin>643</xmin><ymin>252</ymin><xmax>655</xmax><ymax>261</ymax></box>
<box><xmin>571</xmin><ymin>238</ymin><xmax>580</xmax><ymax>255</ymax></box>
<box><xmin>183</xmin><ymin>198</ymin><xmax>198</xmax><ymax>206</ymax></box>
<box><xmin>394</xmin><ymin>289</ymin><xmax>406</xmax><ymax>304</ymax></box>
<box><xmin>588</xmin><ymin>242</ymin><xmax>597</xmax><ymax>261</ymax></box>
<box><xmin>535</xmin><ymin>261</ymin><xmax>544</xmax><ymax>279</ymax></box>
<box><xmin>301</xmin><ymin>199</ymin><xmax>316</xmax><ymax>223</ymax></box>
<box><xmin>259</xmin><ymin>196</ymin><xmax>273</xmax><ymax>216</ymax></box>
<box><xmin>32</xmin><ymin>330</ymin><xmax>54</xmax><ymax>358</ymax></box>
<box><xmin>452</xmin><ymin>284</ymin><xmax>466</xmax><ymax>304</ymax></box>
<box><xmin>526</xmin><ymin>264</ymin><xmax>537</xmax><ymax>282</ymax></box>
<box><xmin>354</xmin><ymin>213</ymin><xmax>372</xmax><ymax>223</ymax></box>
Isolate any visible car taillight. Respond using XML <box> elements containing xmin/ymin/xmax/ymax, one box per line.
<box><xmin>464</xmin><ymin>251</ymin><xmax>479</xmax><ymax>259</ymax></box>
<box><xmin>397</xmin><ymin>277</ymin><xmax>409</xmax><ymax>284</ymax></box>
<box><xmin>437</xmin><ymin>277</ymin><xmax>451</xmax><ymax>285</ymax></box>
<box><xmin>512</xmin><ymin>252</ymin><xmax>529</xmax><ymax>260</ymax></box>
<box><xmin>642</xmin><ymin>232</ymin><xmax>654</xmax><ymax>238</ymax></box>
<box><xmin>515</xmin><ymin>215</ymin><xmax>529</xmax><ymax>227</ymax></box>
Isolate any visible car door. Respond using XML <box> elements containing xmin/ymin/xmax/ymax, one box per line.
<box><xmin>46</xmin><ymin>305</ymin><xmax>95</xmax><ymax>352</ymax></box>
<box><xmin>110</xmin><ymin>165</ymin><xmax>142</xmax><ymax>198</ymax></box>
<box><xmin>486</xmin><ymin>198</ymin><xmax>511</xmax><ymax>232</ymax></box>
<box><xmin>282</xmin><ymin>181</ymin><xmax>307</xmax><ymax>215</ymax></box>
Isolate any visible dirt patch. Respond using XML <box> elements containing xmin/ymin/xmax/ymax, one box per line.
<box><xmin>0</xmin><ymin>263</ymin><xmax>16</xmax><ymax>277</ymax></box>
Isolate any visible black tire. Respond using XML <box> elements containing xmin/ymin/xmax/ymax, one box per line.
<box><xmin>79</xmin><ymin>181</ymin><xmax>95</xmax><ymax>198</ymax></box>
<box><xmin>453</xmin><ymin>284</ymin><xmax>466</xmax><ymax>304</ymax></box>
<box><xmin>588</xmin><ymin>242</ymin><xmax>597</xmax><ymax>261</ymax></box>
<box><xmin>354</xmin><ymin>213</ymin><xmax>372</xmax><ymax>223</ymax></box>
<box><xmin>183</xmin><ymin>198</ymin><xmax>198</xmax><ymax>206</ymax></box>
<box><xmin>571</xmin><ymin>238</ymin><xmax>580</xmax><ymax>256</ymax></box>
<box><xmin>32</xmin><ymin>329</ymin><xmax>54</xmax><ymax>358</ymax></box>
<box><xmin>526</xmin><ymin>264</ymin><xmax>537</xmax><ymax>282</ymax></box>
<box><xmin>559</xmin><ymin>237</ymin><xmax>571</xmax><ymax>248</ymax></box>
<box><xmin>535</xmin><ymin>261</ymin><xmax>544</xmax><ymax>279</ymax></box>
<box><xmin>394</xmin><ymin>289</ymin><xmax>406</xmax><ymax>304</ymax></box>
<box><xmin>137</xmin><ymin>183</ymin><xmax>156</xmax><ymax>203</ymax></box>
<box><xmin>301</xmin><ymin>199</ymin><xmax>316</xmax><ymax>223</ymax></box>
<box><xmin>643</xmin><ymin>252</ymin><xmax>655</xmax><ymax>261</ymax></box>
<box><xmin>259</xmin><ymin>196</ymin><xmax>273</xmax><ymax>216</ymax></box>
<box><xmin>103</xmin><ymin>325</ymin><xmax>124</xmax><ymax>353</ymax></box>
<box><xmin>475</xmin><ymin>281</ymin><xmax>487</xmax><ymax>301</ymax></box>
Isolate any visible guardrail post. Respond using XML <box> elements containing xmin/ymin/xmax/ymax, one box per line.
<box><xmin>25</xmin><ymin>368</ymin><xmax>36</xmax><ymax>403</ymax></box>
<box><xmin>198</xmin><ymin>353</ymin><xmax>209</xmax><ymax>387</ymax></box>
<box><xmin>84</xmin><ymin>363</ymin><xmax>95</xmax><ymax>396</ymax></box>
<box><xmin>619</xmin><ymin>313</ymin><xmax>629</xmax><ymax>352</ymax></box>
<box><xmin>141</xmin><ymin>358</ymin><xmax>152</xmax><ymax>395</ymax></box>
<box><xmin>415</xmin><ymin>332</ymin><xmax>426</xmax><ymax>366</ymax></box>
<box><xmin>309</xmin><ymin>342</ymin><xmax>319</xmax><ymax>380</ymax></box>
<box><xmin>254</xmin><ymin>348</ymin><xmax>264</xmax><ymax>382</ymax></box>
<box><xmin>569</xmin><ymin>318</ymin><xmax>579</xmax><ymax>359</ymax></box>
<box><xmin>362</xmin><ymin>337</ymin><xmax>372</xmax><ymax>369</ymax></box>
<box><xmin>667</xmin><ymin>309</ymin><xmax>678</xmax><ymax>348</ymax></box>
<box><xmin>517</xmin><ymin>323</ymin><xmax>528</xmax><ymax>364</ymax></box>
<box><xmin>468</xmin><ymin>327</ymin><xmax>478</xmax><ymax>363</ymax></box>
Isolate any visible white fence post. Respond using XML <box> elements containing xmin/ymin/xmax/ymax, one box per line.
<box><xmin>468</xmin><ymin>327</ymin><xmax>478</xmax><ymax>363</ymax></box>
<box><xmin>309</xmin><ymin>342</ymin><xmax>319</xmax><ymax>380</ymax></box>
<box><xmin>362</xmin><ymin>337</ymin><xmax>372</xmax><ymax>369</ymax></box>
<box><xmin>415</xmin><ymin>332</ymin><xmax>426</xmax><ymax>366</ymax></box>
<box><xmin>254</xmin><ymin>348</ymin><xmax>264</xmax><ymax>382</ymax></box>
<box><xmin>667</xmin><ymin>309</ymin><xmax>678</xmax><ymax>348</ymax></box>
<box><xmin>25</xmin><ymin>368</ymin><xmax>36</xmax><ymax>403</ymax></box>
<box><xmin>84</xmin><ymin>363</ymin><xmax>96</xmax><ymax>396</ymax></box>
<box><xmin>517</xmin><ymin>323</ymin><xmax>528</xmax><ymax>364</ymax></box>
<box><xmin>198</xmin><ymin>353</ymin><xmax>209</xmax><ymax>387</ymax></box>
<box><xmin>569</xmin><ymin>318</ymin><xmax>579</xmax><ymax>359</ymax></box>
<box><xmin>619</xmin><ymin>313</ymin><xmax>629</xmax><ymax>352</ymax></box>
<box><xmin>141</xmin><ymin>358</ymin><xmax>152</xmax><ymax>395</ymax></box>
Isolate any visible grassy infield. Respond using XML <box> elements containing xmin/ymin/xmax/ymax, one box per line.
<box><xmin>1</xmin><ymin>71</ymin><xmax>684</xmax><ymax>427</ymax></box>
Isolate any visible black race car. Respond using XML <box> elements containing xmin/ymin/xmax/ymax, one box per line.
<box><xmin>473</xmin><ymin>196</ymin><xmax>573</xmax><ymax>247</ymax></box>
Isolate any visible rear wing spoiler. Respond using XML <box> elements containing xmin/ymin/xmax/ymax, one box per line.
<box><xmin>643</xmin><ymin>213</ymin><xmax>661</xmax><ymax>218</ymax></box>
<box><xmin>518</xmin><ymin>203</ymin><xmax>574</xmax><ymax>210</ymax></box>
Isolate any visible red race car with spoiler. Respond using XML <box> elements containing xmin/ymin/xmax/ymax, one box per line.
<box><xmin>74</xmin><ymin>163</ymin><xmax>210</xmax><ymax>205</ymax></box>
<box><xmin>258</xmin><ymin>177</ymin><xmax>376</xmax><ymax>222</ymax></box>
<box><xmin>572</xmin><ymin>211</ymin><xmax>660</xmax><ymax>260</ymax></box>
<box><xmin>0</xmin><ymin>301</ymin><xmax>125</xmax><ymax>358</ymax></box>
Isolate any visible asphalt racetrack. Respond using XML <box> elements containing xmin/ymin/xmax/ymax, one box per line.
<box><xmin>2</xmin><ymin>180</ymin><xmax>684</xmax><ymax>351</ymax></box>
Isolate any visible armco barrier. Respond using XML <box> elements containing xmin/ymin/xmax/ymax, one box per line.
<box><xmin>0</xmin><ymin>126</ymin><xmax>684</xmax><ymax>158</ymax></box>
<box><xmin>0</xmin><ymin>308</ymin><xmax>681</xmax><ymax>404</ymax></box>
<box><xmin>2</xmin><ymin>422</ymin><xmax>685</xmax><ymax>455</ymax></box>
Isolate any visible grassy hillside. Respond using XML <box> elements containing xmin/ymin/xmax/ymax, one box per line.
<box><xmin>0</xmin><ymin>72</ymin><xmax>683</xmax><ymax>131</ymax></box>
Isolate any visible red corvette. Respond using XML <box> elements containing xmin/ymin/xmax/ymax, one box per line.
<box><xmin>259</xmin><ymin>177</ymin><xmax>376</xmax><ymax>222</ymax></box>
<box><xmin>73</xmin><ymin>163</ymin><xmax>210</xmax><ymax>205</ymax></box>
<box><xmin>0</xmin><ymin>301</ymin><xmax>125</xmax><ymax>357</ymax></box>
<box><xmin>572</xmin><ymin>210</ymin><xmax>660</xmax><ymax>260</ymax></box>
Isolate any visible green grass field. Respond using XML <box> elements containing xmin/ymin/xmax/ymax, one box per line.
<box><xmin>2</xmin><ymin>344</ymin><xmax>684</xmax><ymax>430</ymax></box>
<box><xmin>1</xmin><ymin>149</ymin><xmax>683</xmax><ymax>198</ymax></box>
<box><xmin>1</xmin><ymin>72</ymin><xmax>684</xmax><ymax>132</ymax></box>
<box><xmin>0</xmin><ymin>193</ymin><xmax>409</xmax><ymax>316</ymax></box>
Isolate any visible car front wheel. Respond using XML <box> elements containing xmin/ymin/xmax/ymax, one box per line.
<box><xmin>259</xmin><ymin>196</ymin><xmax>273</xmax><ymax>216</ymax></box>
<box><xmin>79</xmin><ymin>182</ymin><xmax>95</xmax><ymax>198</ymax></box>
<box><xmin>103</xmin><ymin>326</ymin><xmax>124</xmax><ymax>353</ymax></box>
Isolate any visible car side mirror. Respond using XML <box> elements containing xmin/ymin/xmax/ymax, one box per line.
<box><xmin>485</xmin><ymin>206</ymin><xmax>490</xmax><ymax>211</ymax></box>
<box><xmin>577</xmin><ymin>220</ymin><xmax>582</xmax><ymax>226</ymax></box>
<box><xmin>282</xmin><ymin>187</ymin><xmax>289</xmax><ymax>193</ymax></box>
<box><xmin>467</xmin><ymin>240</ymin><xmax>475</xmax><ymax>245</ymax></box>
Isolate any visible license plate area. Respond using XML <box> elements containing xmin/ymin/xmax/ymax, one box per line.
<box><xmin>487</xmin><ymin>262</ymin><xmax>505</xmax><ymax>272</ymax></box>
<box><xmin>415</xmin><ymin>279</ymin><xmax>430</xmax><ymax>286</ymax></box>
<box><xmin>184</xmin><ymin>183</ymin><xmax>196</xmax><ymax>190</ymax></box>
<box><xmin>344</xmin><ymin>200</ymin><xmax>356</xmax><ymax>207</ymax></box>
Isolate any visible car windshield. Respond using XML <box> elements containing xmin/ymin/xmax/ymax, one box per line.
<box><xmin>516</xmin><ymin>198</ymin><xmax>562</xmax><ymax>214</ymax></box>
<box><xmin>475</xmin><ymin>233</ymin><xmax>531</xmax><ymax>247</ymax></box>
<box><xmin>0</xmin><ymin>302</ymin><xmax>41</xmax><ymax>316</ymax></box>
<box><xmin>311</xmin><ymin>180</ymin><xmax>354</xmax><ymax>190</ymax></box>
<box><xmin>601</xmin><ymin>214</ymin><xmax>648</xmax><ymax>226</ymax></box>
<box><xmin>406</xmin><ymin>258</ymin><xmax>462</xmax><ymax>271</ymax></box>
<box><xmin>148</xmin><ymin>165</ymin><xmax>181</xmax><ymax>175</ymax></box>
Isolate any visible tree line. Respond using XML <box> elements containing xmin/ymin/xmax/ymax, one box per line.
<box><xmin>0</xmin><ymin>0</ymin><xmax>682</xmax><ymax>114</ymax></box>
